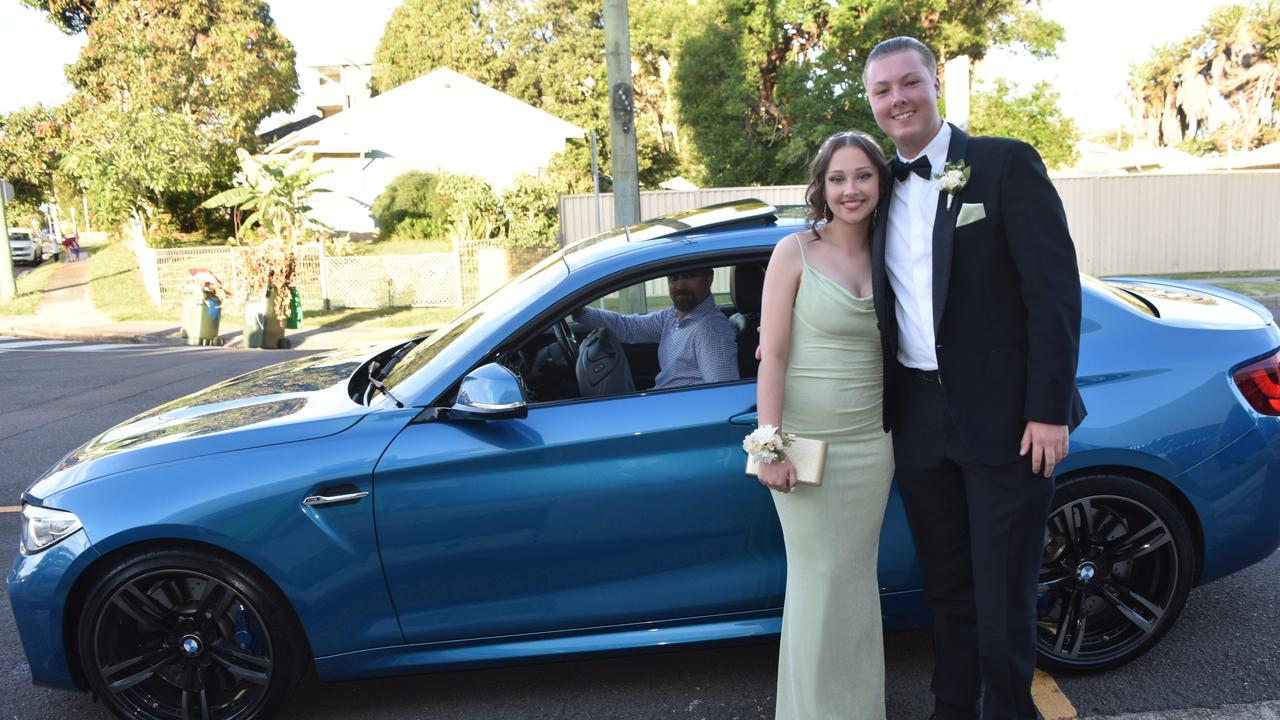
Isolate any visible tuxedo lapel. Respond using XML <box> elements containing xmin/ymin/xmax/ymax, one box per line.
<box><xmin>871</xmin><ymin>198</ymin><xmax>890</xmax><ymax>327</ymax></box>
<box><xmin>931</xmin><ymin>123</ymin><xmax>968</xmax><ymax>335</ymax></box>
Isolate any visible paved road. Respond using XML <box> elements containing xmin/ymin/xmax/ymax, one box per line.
<box><xmin>0</xmin><ymin>338</ymin><xmax>1277</xmax><ymax>719</ymax></box>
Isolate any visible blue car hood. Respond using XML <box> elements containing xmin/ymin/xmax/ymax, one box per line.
<box><xmin>27</xmin><ymin>347</ymin><xmax>376</xmax><ymax>500</ymax></box>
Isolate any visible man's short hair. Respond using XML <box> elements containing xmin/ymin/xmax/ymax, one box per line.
<box><xmin>863</xmin><ymin>36</ymin><xmax>938</xmax><ymax>81</ymax></box>
<box><xmin>668</xmin><ymin>268</ymin><xmax>713</xmax><ymax>281</ymax></box>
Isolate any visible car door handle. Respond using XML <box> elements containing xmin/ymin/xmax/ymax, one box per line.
<box><xmin>729</xmin><ymin>411</ymin><xmax>758</xmax><ymax>426</ymax></box>
<box><xmin>302</xmin><ymin>491</ymin><xmax>369</xmax><ymax>507</ymax></box>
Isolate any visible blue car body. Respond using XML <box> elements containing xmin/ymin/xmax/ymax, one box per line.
<box><xmin>10</xmin><ymin>201</ymin><xmax>1280</xmax><ymax>693</ymax></box>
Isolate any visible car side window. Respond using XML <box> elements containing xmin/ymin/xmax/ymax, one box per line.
<box><xmin>505</xmin><ymin>262</ymin><xmax>762</xmax><ymax>407</ymax></box>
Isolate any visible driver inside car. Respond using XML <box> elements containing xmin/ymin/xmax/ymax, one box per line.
<box><xmin>574</xmin><ymin>268</ymin><xmax>739</xmax><ymax>389</ymax></box>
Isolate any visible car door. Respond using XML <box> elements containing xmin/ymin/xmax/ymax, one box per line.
<box><xmin>373</xmin><ymin>380</ymin><xmax>785</xmax><ymax>644</ymax></box>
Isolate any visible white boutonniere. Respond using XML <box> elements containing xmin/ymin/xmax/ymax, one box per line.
<box><xmin>935</xmin><ymin>160</ymin><xmax>970</xmax><ymax>210</ymax></box>
<box><xmin>742</xmin><ymin>424</ymin><xmax>795</xmax><ymax>464</ymax></box>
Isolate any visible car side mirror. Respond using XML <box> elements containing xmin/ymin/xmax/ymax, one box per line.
<box><xmin>449</xmin><ymin>363</ymin><xmax>528</xmax><ymax>420</ymax></box>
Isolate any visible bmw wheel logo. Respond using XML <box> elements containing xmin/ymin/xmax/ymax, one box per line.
<box><xmin>1076</xmin><ymin>562</ymin><xmax>1097</xmax><ymax>584</ymax></box>
<box><xmin>180</xmin><ymin>635</ymin><xmax>202</xmax><ymax>656</ymax></box>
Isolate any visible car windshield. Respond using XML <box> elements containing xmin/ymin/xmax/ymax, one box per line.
<box><xmin>1086</xmin><ymin>274</ymin><xmax>1156</xmax><ymax>317</ymax></box>
<box><xmin>380</xmin><ymin>252</ymin><xmax>570</xmax><ymax>401</ymax></box>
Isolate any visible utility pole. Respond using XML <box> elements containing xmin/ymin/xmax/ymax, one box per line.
<box><xmin>1</xmin><ymin>180</ymin><xmax>17</xmax><ymax>301</ymax></box>
<box><xmin>602</xmin><ymin>0</ymin><xmax>645</xmax><ymax>312</ymax></box>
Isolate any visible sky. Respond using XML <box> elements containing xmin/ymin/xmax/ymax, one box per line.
<box><xmin>0</xmin><ymin>0</ymin><xmax>1231</xmax><ymax>131</ymax></box>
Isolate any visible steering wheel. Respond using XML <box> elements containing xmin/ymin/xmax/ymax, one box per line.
<box><xmin>553</xmin><ymin>318</ymin><xmax>580</xmax><ymax>364</ymax></box>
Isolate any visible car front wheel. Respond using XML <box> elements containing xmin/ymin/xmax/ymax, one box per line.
<box><xmin>1036</xmin><ymin>473</ymin><xmax>1196</xmax><ymax>673</ymax></box>
<box><xmin>77</xmin><ymin>547</ymin><xmax>307</xmax><ymax>720</ymax></box>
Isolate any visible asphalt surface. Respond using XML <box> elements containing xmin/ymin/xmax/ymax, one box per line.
<box><xmin>0</xmin><ymin>339</ymin><xmax>1277</xmax><ymax>719</ymax></box>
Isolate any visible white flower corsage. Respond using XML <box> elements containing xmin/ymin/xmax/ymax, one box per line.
<box><xmin>743</xmin><ymin>424</ymin><xmax>795</xmax><ymax>464</ymax></box>
<box><xmin>935</xmin><ymin>160</ymin><xmax>970</xmax><ymax>210</ymax></box>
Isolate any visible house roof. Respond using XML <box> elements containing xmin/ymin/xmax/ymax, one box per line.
<box><xmin>265</xmin><ymin>67</ymin><xmax>584</xmax><ymax>157</ymax></box>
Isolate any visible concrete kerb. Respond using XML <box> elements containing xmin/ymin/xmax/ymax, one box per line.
<box><xmin>1085</xmin><ymin>700</ymin><xmax>1280</xmax><ymax>720</ymax></box>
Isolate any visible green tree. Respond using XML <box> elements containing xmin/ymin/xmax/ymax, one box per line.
<box><xmin>1129</xmin><ymin>1</ymin><xmax>1279</xmax><ymax>152</ymax></box>
<box><xmin>0</xmin><ymin>103</ymin><xmax>72</xmax><ymax>207</ymax></box>
<box><xmin>202</xmin><ymin>148</ymin><xmax>329</xmax><ymax>318</ymax></box>
<box><xmin>675</xmin><ymin>0</ymin><xmax>1065</xmax><ymax>185</ymax></box>
<box><xmin>29</xmin><ymin>0</ymin><xmax>299</xmax><ymax>230</ymax></box>
<box><xmin>500</xmin><ymin>174</ymin><xmax>563</xmax><ymax>250</ymax></box>
<box><xmin>19</xmin><ymin>0</ymin><xmax>98</xmax><ymax>33</ymax></box>
<box><xmin>370</xmin><ymin>171</ymin><xmax>443</xmax><ymax>240</ymax></box>
<box><xmin>969</xmin><ymin>79</ymin><xmax>1079</xmax><ymax>169</ymax></box>
<box><xmin>372</xmin><ymin>0</ymin><xmax>505</xmax><ymax>94</ymax></box>
<box><xmin>202</xmin><ymin>149</ymin><xmax>330</xmax><ymax>245</ymax></box>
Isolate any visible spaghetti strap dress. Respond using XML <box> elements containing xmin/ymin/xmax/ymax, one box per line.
<box><xmin>771</xmin><ymin>235</ymin><xmax>894</xmax><ymax>719</ymax></box>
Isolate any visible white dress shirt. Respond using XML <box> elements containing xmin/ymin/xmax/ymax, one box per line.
<box><xmin>886</xmin><ymin>122</ymin><xmax>951</xmax><ymax>370</ymax></box>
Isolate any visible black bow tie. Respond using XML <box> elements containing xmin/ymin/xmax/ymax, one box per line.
<box><xmin>892</xmin><ymin>156</ymin><xmax>932</xmax><ymax>182</ymax></box>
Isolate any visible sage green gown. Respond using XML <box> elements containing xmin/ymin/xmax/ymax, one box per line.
<box><xmin>771</xmin><ymin>236</ymin><xmax>894</xmax><ymax>720</ymax></box>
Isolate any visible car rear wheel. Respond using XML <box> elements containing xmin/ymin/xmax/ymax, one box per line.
<box><xmin>77</xmin><ymin>548</ymin><xmax>307</xmax><ymax>720</ymax></box>
<box><xmin>1036</xmin><ymin>473</ymin><xmax>1195</xmax><ymax>673</ymax></box>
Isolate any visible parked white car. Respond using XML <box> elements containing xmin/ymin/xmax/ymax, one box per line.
<box><xmin>7</xmin><ymin>228</ymin><xmax>40</xmax><ymax>266</ymax></box>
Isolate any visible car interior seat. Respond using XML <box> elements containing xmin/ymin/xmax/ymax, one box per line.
<box><xmin>576</xmin><ymin>327</ymin><xmax>636</xmax><ymax>397</ymax></box>
<box><xmin>730</xmin><ymin>264</ymin><xmax>765</xmax><ymax>378</ymax></box>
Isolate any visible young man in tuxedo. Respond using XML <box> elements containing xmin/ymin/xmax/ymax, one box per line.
<box><xmin>863</xmin><ymin>37</ymin><xmax>1086</xmax><ymax>720</ymax></box>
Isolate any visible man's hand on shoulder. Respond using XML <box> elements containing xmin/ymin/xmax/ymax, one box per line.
<box><xmin>1020</xmin><ymin>421</ymin><xmax>1069</xmax><ymax>478</ymax></box>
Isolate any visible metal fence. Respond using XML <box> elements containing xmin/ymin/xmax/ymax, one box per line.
<box><xmin>559</xmin><ymin>172</ymin><xmax>1280</xmax><ymax>276</ymax></box>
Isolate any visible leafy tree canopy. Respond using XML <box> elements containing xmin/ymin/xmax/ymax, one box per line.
<box><xmin>1128</xmin><ymin>1</ymin><xmax>1279</xmax><ymax>152</ymax></box>
<box><xmin>676</xmin><ymin>0</ymin><xmax>1065</xmax><ymax>186</ymax></box>
<box><xmin>0</xmin><ymin>103</ymin><xmax>72</xmax><ymax>207</ymax></box>
<box><xmin>24</xmin><ymin>0</ymin><xmax>299</xmax><ymax>229</ymax></box>
<box><xmin>969</xmin><ymin>79</ymin><xmax>1079</xmax><ymax>170</ymax></box>
<box><xmin>19</xmin><ymin>0</ymin><xmax>98</xmax><ymax>33</ymax></box>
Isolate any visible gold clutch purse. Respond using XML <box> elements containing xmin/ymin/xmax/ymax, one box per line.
<box><xmin>745</xmin><ymin>436</ymin><xmax>828</xmax><ymax>486</ymax></box>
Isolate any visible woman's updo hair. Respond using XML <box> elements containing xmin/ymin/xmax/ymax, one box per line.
<box><xmin>804</xmin><ymin>130</ymin><xmax>891</xmax><ymax>238</ymax></box>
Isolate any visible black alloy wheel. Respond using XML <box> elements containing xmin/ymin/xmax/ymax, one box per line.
<box><xmin>1036</xmin><ymin>474</ymin><xmax>1196</xmax><ymax>673</ymax></box>
<box><xmin>78</xmin><ymin>548</ymin><xmax>307</xmax><ymax>720</ymax></box>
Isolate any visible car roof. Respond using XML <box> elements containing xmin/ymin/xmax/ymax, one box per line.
<box><xmin>560</xmin><ymin>198</ymin><xmax>807</xmax><ymax>273</ymax></box>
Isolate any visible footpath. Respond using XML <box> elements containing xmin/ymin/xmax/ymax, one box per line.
<box><xmin>0</xmin><ymin>253</ymin><xmax>427</xmax><ymax>350</ymax></box>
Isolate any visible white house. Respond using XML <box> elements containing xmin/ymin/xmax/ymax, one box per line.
<box><xmin>265</xmin><ymin>67</ymin><xmax>585</xmax><ymax>234</ymax></box>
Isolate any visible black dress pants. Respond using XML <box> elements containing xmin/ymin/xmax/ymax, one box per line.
<box><xmin>891</xmin><ymin>365</ymin><xmax>1054</xmax><ymax>720</ymax></box>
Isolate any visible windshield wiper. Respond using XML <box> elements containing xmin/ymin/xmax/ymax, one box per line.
<box><xmin>367</xmin><ymin>361</ymin><xmax>405</xmax><ymax>408</ymax></box>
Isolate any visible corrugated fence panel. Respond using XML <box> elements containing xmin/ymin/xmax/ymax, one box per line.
<box><xmin>1218</xmin><ymin>173</ymin><xmax>1280</xmax><ymax>271</ymax></box>
<box><xmin>564</xmin><ymin>174</ymin><xmax>1280</xmax><ymax>276</ymax></box>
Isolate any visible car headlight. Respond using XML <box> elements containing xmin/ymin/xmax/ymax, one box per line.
<box><xmin>20</xmin><ymin>504</ymin><xmax>83</xmax><ymax>555</ymax></box>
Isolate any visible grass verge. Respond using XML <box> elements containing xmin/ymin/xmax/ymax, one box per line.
<box><xmin>86</xmin><ymin>240</ymin><xmax>461</xmax><ymax>332</ymax></box>
<box><xmin>89</xmin><ymin>242</ymin><xmax>179</xmax><ymax>322</ymax></box>
<box><xmin>1213</xmin><ymin>281</ymin><xmax>1280</xmax><ymax>297</ymax></box>
<box><xmin>1149</xmin><ymin>269</ymin><xmax>1280</xmax><ymax>280</ymax></box>
<box><xmin>0</xmin><ymin>261</ymin><xmax>62</xmax><ymax>316</ymax></box>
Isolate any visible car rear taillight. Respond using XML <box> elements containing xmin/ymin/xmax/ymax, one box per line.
<box><xmin>1233</xmin><ymin>350</ymin><xmax>1280</xmax><ymax>416</ymax></box>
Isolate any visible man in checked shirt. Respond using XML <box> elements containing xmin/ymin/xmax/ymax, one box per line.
<box><xmin>574</xmin><ymin>268</ymin><xmax>739</xmax><ymax>389</ymax></box>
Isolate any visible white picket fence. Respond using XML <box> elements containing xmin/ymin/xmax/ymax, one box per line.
<box><xmin>130</xmin><ymin>222</ymin><xmax>510</xmax><ymax>310</ymax></box>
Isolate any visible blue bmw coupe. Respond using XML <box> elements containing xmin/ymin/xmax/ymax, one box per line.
<box><xmin>10</xmin><ymin>200</ymin><xmax>1280</xmax><ymax>720</ymax></box>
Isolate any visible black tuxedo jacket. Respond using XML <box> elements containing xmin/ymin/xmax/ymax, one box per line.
<box><xmin>871</xmin><ymin>124</ymin><xmax>1087</xmax><ymax>465</ymax></box>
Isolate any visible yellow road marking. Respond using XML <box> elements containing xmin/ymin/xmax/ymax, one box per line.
<box><xmin>0</xmin><ymin>506</ymin><xmax>22</xmax><ymax>513</ymax></box>
<box><xmin>1033</xmin><ymin>669</ymin><xmax>1078</xmax><ymax>720</ymax></box>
